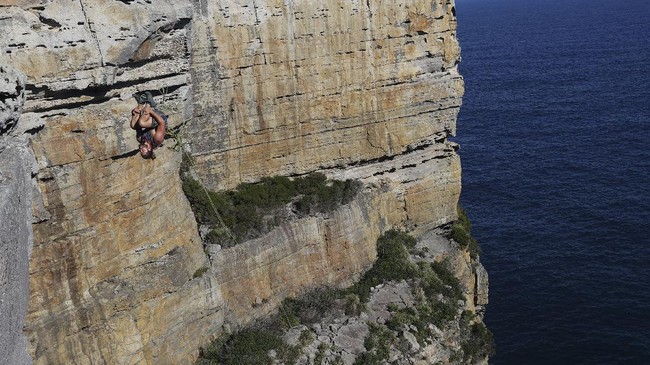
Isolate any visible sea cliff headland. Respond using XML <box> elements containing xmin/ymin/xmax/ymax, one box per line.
<box><xmin>0</xmin><ymin>1</ymin><xmax>489</xmax><ymax>363</ymax></box>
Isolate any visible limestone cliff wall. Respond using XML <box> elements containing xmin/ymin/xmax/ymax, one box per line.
<box><xmin>0</xmin><ymin>64</ymin><xmax>32</xmax><ymax>365</ymax></box>
<box><xmin>188</xmin><ymin>0</ymin><xmax>462</xmax><ymax>189</ymax></box>
<box><xmin>0</xmin><ymin>1</ymin><xmax>475</xmax><ymax>364</ymax></box>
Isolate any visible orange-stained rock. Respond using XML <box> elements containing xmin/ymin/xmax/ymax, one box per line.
<box><xmin>187</xmin><ymin>0</ymin><xmax>463</xmax><ymax>189</ymax></box>
<box><xmin>0</xmin><ymin>0</ymin><xmax>470</xmax><ymax>364</ymax></box>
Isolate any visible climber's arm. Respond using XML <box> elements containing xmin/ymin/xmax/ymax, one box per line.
<box><xmin>130</xmin><ymin>105</ymin><xmax>142</xmax><ymax>129</ymax></box>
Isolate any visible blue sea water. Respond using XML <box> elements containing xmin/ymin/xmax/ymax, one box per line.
<box><xmin>454</xmin><ymin>0</ymin><xmax>650</xmax><ymax>363</ymax></box>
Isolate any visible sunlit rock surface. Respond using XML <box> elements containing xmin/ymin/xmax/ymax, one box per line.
<box><xmin>0</xmin><ymin>0</ymin><xmax>483</xmax><ymax>364</ymax></box>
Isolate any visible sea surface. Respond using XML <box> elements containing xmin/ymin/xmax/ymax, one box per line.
<box><xmin>454</xmin><ymin>0</ymin><xmax>650</xmax><ymax>363</ymax></box>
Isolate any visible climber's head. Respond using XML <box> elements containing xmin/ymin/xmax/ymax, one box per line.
<box><xmin>139</xmin><ymin>139</ymin><xmax>155</xmax><ymax>159</ymax></box>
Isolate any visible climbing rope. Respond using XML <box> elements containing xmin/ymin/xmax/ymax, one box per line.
<box><xmin>152</xmin><ymin>91</ymin><xmax>240</xmax><ymax>248</ymax></box>
<box><xmin>169</xmin><ymin>121</ymin><xmax>240</xmax><ymax>246</ymax></box>
<box><xmin>158</xmin><ymin>91</ymin><xmax>301</xmax><ymax>335</ymax></box>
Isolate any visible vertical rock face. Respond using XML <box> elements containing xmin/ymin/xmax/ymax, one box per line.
<box><xmin>187</xmin><ymin>0</ymin><xmax>462</xmax><ymax>189</ymax></box>
<box><xmin>0</xmin><ymin>146</ymin><xmax>32</xmax><ymax>365</ymax></box>
<box><xmin>0</xmin><ymin>64</ymin><xmax>32</xmax><ymax>365</ymax></box>
<box><xmin>0</xmin><ymin>0</ymin><xmax>479</xmax><ymax>364</ymax></box>
<box><xmin>1</xmin><ymin>2</ymin><xmax>213</xmax><ymax>364</ymax></box>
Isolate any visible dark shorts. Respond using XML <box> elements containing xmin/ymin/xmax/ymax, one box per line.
<box><xmin>137</xmin><ymin>129</ymin><xmax>154</xmax><ymax>145</ymax></box>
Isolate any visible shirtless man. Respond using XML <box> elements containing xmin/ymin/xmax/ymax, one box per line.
<box><xmin>130</xmin><ymin>101</ymin><xmax>167</xmax><ymax>159</ymax></box>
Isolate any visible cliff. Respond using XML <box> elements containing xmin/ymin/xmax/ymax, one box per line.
<box><xmin>0</xmin><ymin>64</ymin><xmax>31</xmax><ymax>365</ymax></box>
<box><xmin>0</xmin><ymin>0</ymin><xmax>486</xmax><ymax>364</ymax></box>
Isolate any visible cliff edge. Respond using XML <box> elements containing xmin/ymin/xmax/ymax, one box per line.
<box><xmin>0</xmin><ymin>0</ymin><xmax>487</xmax><ymax>364</ymax></box>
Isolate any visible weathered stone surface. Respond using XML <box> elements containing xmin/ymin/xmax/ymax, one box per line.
<box><xmin>0</xmin><ymin>0</ymin><xmax>474</xmax><ymax>364</ymax></box>
<box><xmin>0</xmin><ymin>63</ymin><xmax>32</xmax><ymax>365</ymax></box>
<box><xmin>0</xmin><ymin>146</ymin><xmax>33</xmax><ymax>365</ymax></box>
<box><xmin>25</xmin><ymin>141</ymin><xmax>216</xmax><ymax>365</ymax></box>
<box><xmin>211</xmin><ymin>145</ymin><xmax>460</xmax><ymax>328</ymax></box>
<box><xmin>475</xmin><ymin>261</ymin><xmax>490</xmax><ymax>307</ymax></box>
<box><xmin>187</xmin><ymin>0</ymin><xmax>463</xmax><ymax>190</ymax></box>
<box><xmin>277</xmin><ymin>230</ymin><xmax>489</xmax><ymax>365</ymax></box>
<box><xmin>0</xmin><ymin>63</ymin><xmax>26</xmax><ymax>140</ymax></box>
<box><xmin>0</xmin><ymin>0</ymin><xmax>193</xmax><ymax>115</ymax></box>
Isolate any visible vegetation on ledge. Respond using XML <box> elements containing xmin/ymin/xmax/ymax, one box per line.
<box><xmin>196</xmin><ymin>230</ymin><xmax>491</xmax><ymax>365</ymax></box>
<box><xmin>350</xmin><ymin>230</ymin><xmax>466</xmax><ymax>364</ymax></box>
<box><xmin>453</xmin><ymin>311</ymin><xmax>495</xmax><ymax>363</ymax></box>
<box><xmin>197</xmin><ymin>328</ymin><xmax>312</xmax><ymax>365</ymax></box>
<box><xmin>181</xmin><ymin>171</ymin><xmax>362</xmax><ymax>247</ymax></box>
<box><xmin>450</xmin><ymin>205</ymin><xmax>480</xmax><ymax>259</ymax></box>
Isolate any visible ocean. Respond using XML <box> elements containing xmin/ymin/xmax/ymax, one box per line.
<box><xmin>454</xmin><ymin>0</ymin><xmax>650</xmax><ymax>363</ymax></box>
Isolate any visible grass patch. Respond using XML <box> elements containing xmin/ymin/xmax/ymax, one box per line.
<box><xmin>181</xmin><ymin>173</ymin><xmax>362</xmax><ymax>247</ymax></box>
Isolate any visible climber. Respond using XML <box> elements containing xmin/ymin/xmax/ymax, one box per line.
<box><xmin>130</xmin><ymin>91</ymin><xmax>167</xmax><ymax>159</ymax></box>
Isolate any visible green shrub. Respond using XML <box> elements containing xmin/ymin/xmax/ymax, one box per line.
<box><xmin>193</xmin><ymin>267</ymin><xmax>209</xmax><ymax>278</ymax></box>
<box><xmin>468</xmin><ymin>237</ymin><xmax>479</xmax><ymax>259</ymax></box>
<box><xmin>350</xmin><ymin>230</ymin><xmax>418</xmax><ymax>301</ymax></box>
<box><xmin>457</xmin><ymin>206</ymin><xmax>471</xmax><ymax>232</ymax></box>
<box><xmin>423</xmin><ymin>299</ymin><xmax>457</xmax><ymax>327</ymax></box>
<box><xmin>430</xmin><ymin>261</ymin><xmax>463</xmax><ymax>301</ymax></box>
<box><xmin>278</xmin><ymin>287</ymin><xmax>345</xmax><ymax>328</ymax></box>
<box><xmin>460</xmin><ymin>321</ymin><xmax>495</xmax><ymax>363</ymax></box>
<box><xmin>294</xmin><ymin>173</ymin><xmax>361</xmax><ymax>216</ymax></box>
<box><xmin>383</xmin><ymin>293</ymin><xmax>457</xmax><ymax>346</ymax></box>
<box><xmin>313</xmin><ymin>343</ymin><xmax>329</xmax><ymax>365</ymax></box>
<box><xmin>353</xmin><ymin>323</ymin><xmax>396</xmax><ymax>365</ymax></box>
<box><xmin>344</xmin><ymin>293</ymin><xmax>364</xmax><ymax>316</ymax></box>
<box><xmin>298</xmin><ymin>329</ymin><xmax>316</xmax><ymax>347</ymax></box>
<box><xmin>450</xmin><ymin>223</ymin><xmax>471</xmax><ymax>247</ymax></box>
<box><xmin>402</xmin><ymin>261</ymin><xmax>462</xmax><ymax>336</ymax></box>
<box><xmin>277</xmin><ymin>304</ymin><xmax>300</xmax><ymax>330</ymax></box>
<box><xmin>200</xmin><ymin>329</ymin><xmax>284</xmax><ymax>365</ymax></box>
<box><xmin>387</xmin><ymin>303</ymin><xmax>400</xmax><ymax>312</ymax></box>
<box><xmin>385</xmin><ymin>306</ymin><xmax>418</xmax><ymax>332</ymax></box>
<box><xmin>181</xmin><ymin>173</ymin><xmax>362</xmax><ymax>247</ymax></box>
<box><xmin>197</xmin><ymin>327</ymin><xmax>313</xmax><ymax>365</ymax></box>
<box><xmin>450</xmin><ymin>205</ymin><xmax>480</xmax><ymax>259</ymax></box>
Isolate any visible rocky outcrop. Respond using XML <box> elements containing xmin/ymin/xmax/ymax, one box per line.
<box><xmin>300</xmin><ymin>233</ymin><xmax>489</xmax><ymax>365</ymax></box>
<box><xmin>0</xmin><ymin>65</ymin><xmax>25</xmax><ymax>136</ymax></box>
<box><xmin>0</xmin><ymin>0</ymin><xmax>480</xmax><ymax>364</ymax></box>
<box><xmin>208</xmin><ymin>143</ymin><xmax>462</xmax><ymax>329</ymax></box>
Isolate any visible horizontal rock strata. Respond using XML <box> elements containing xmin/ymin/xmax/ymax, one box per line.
<box><xmin>0</xmin><ymin>0</ymin><xmax>474</xmax><ymax>364</ymax></box>
<box><xmin>188</xmin><ymin>0</ymin><xmax>462</xmax><ymax>190</ymax></box>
